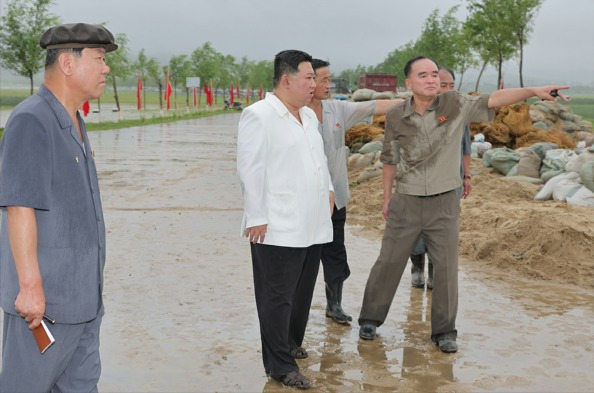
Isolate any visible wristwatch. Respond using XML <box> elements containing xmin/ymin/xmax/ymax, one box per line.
<box><xmin>463</xmin><ymin>174</ymin><xmax>472</xmax><ymax>179</ymax></box>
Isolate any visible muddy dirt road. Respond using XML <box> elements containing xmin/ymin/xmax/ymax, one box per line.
<box><xmin>1</xmin><ymin>114</ymin><xmax>592</xmax><ymax>392</ymax></box>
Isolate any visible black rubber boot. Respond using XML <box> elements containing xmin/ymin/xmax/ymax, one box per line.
<box><xmin>427</xmin><ymin>257</ymin><xmax>434</xmax><ymax>290</ymax></box>
<box><xmin>411</xmin><ymin>254</ymin><xmax>425</xmax><ymax>288</ymax></box>
<box><xmin>325</xmin><ymin>281</ymin><xmax>352</xmax><ymax>324</ymax></box>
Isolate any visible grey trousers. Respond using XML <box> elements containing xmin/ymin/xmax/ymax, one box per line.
<box><xmin>359</xmin><ymin>190</ymin><xmax>460</xmax><ymax>341</ymax></box>
<box><xmin>0</xmin><ymin>309</ymin><xmax>102</xmax><ymax>393</ymax></box>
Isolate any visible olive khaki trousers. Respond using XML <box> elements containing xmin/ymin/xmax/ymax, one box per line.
<box><xmin>359</xmin><ymin>190</ymin><xmax>460</xmax><ymax>341</ymax></box>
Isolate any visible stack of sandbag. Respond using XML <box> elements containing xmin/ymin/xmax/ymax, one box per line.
<box><xmin>534</xmin><ymin>145</ymin><xmax>594</xmax><ymax>207</ymax></box>
<box><xmin>470</xmin><ymin>102</ymin><xmax>591</xmax><ymax>149</ymax></box>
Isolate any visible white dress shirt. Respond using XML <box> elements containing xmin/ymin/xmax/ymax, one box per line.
<box><xmin>237</xmin><ymin>93</ymin><xmax>333</xmax><ymax>247</ymax></box>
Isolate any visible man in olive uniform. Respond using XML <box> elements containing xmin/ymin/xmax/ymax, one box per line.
<box><xmin>358</xmin><ymin>56</ymin><xmax>568</xmax><ymax>353</ymax></box>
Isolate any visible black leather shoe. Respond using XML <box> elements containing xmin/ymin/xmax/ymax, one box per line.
<box><xmin>438</xmin><ymin>338</ymin><xmax>458</xmax><ymax>353</ymax></box>
<box><xmin>359</xmin><ymin>322</ymin><xmax>377</xmax><ymax>340</ymax></box>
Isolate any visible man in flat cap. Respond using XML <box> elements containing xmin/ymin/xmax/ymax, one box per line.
<box><xmin>0</xmin><ymin>23</ymin><xmax>117</xmax><ymax>391</ymax></box>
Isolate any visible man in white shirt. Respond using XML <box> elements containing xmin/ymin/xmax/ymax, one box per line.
<box><xmin>237</xmin><ymin>50</ymin><xmax>334</xmax><ymax>390</ymax></box>
<box><xmin>308</xmin><ymin>59</ymin><xmax>401</xmax><ymax>325</ymax></box>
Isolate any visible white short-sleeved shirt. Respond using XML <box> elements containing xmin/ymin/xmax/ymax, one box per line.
<box><xmin>318</xmin><ymin>100</ymin><xmax>375</xmax><ymax>210</ymax></box>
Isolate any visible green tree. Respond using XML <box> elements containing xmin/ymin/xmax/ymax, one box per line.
<box><xmin>145</xmin><ymin>57</ymin><xmax>163</xmax><ymax>110</ymax></box>
<box><xmin>453</xmin><ymin>26</ymin><xmax>479</xmax><ymax>91</ymax></box>
<box><xmin>133</xmin><ymin>48</ymin><xmax>150</xmax><ymax>110</ymax></box>
<box><xmin>338</xmin><ymin>64</ymin><xmax>371</xmax><ymax>91</ymax></box>
<box><xmin>247</xmin><ymin>60</ymin><xmax>273</xmax><ymax>94</ymax></box>
<box><xmin>466</xmin><ymin>0</ymin><xmax>517</xmax><ymax>90</ymax></box>
<box><xmin>374</xmin><ymin>42</ymin><xmax>417</xmax><ymax>87</ymax></box>
<box><xmin>106</xmin><ymin>33</ymin><xmax>132</xmax><ymax>112</ymax></box>
<box><xmin>0</xmin><ymin>0</ymin><xmax>59</xmax><ymax>95</ymax></box>
<box><xmin>168</xmin><ymin>54</ymin><xmax>191</xmax><ymax>109</ymax></box>
<box><xmin>191</xmin><ymin>42</ymin><xmax>223</xmax><ymax>104</ymax></box>
<box><xmin>503</xmin><ymin>0</ymin><xmax>543</xmax><ymax>87</ymax></box>
<box><xmin>414</xmin><ymin>7</ymin><xmax>463</xmax><ymax>70</ymax></box>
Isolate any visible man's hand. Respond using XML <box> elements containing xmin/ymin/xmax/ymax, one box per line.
<box><xmin>245</xmin><ymin>224</ymin><xmax>267</xmax><ymax>244</ymax></box>
<box><xmin>15</xmin><ymin>288</ymin><xmax>45</xmax><ymax>329</ymax></box>
<box><xmin>534</xmin><ymin>86</ymin><xmax>570</xmax><ymax>102</ymax></box>
<box><xmin>329</xmin><ymin>191</ymin><xmax>335</xmax><ymax>217</ymax></box>
<box><xmin>462</xmin><ymin>178</ymin><xmax>472</xmax><ymax>199</ymax></box>
<box><xmin>382</xmin><ymin>199</ymin><xmax>390</xmax><ymax>220</ymax></box>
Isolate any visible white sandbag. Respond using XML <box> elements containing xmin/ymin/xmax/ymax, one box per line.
<box><xmin>552</xmin><ymin>178</ymin><xmax>583</xmax><ymax>201</ymax></box>
<box><xmin>352</xmin><ymin>88</ymin><xmax>375</xmax><ymax>102</ymax></box>
<box><xmin>565</xmin><ymin>151</ymin><xmax>594</xmax><ymax>173</ymax></box>
<box><xmin>472</xmin><ymin>141</ymin><xmax>492</xmax><ymax>158</ymax></box>
<box><xmin>347</xmin><ymin>152</ymin><xmax>375</xmax><ymax>169</ymax></box>
<box><xmin>358</xmin><ymin>141</ymin><xmax>384</xmax><ymax>154</ymax></box>
<box><xmin>580</xmin><ymin>159</ymin><xmax>594</xmax><ymax>193</ymax></box>
<box><xmin>535</xmin><ymin>172</ymin><xmax>579</xmax><ymax>201</ymax></box>
<box><xmin>517</xmin><ymin>151</ymin><xmax>541</xmax><ymax>178</ymax></box>
<box><xmin>566</xmin><ymin>186</ymin><xmax>594</xmax><ymax>208</ymax></box>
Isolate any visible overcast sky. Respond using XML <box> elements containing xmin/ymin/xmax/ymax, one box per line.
<box><xmin>2</xmin><ymin>0</ymin><xmax>594</xmax><ymax>86</ymax></box>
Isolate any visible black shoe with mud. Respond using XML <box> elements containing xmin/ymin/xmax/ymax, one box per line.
<box><xmin>359</xmin><ymin>321</ymin><xmax>377</xmax><ymax>340</ymax></box>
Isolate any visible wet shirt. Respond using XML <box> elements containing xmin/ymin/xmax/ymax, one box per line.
<box><xmin>237</xmin><ymin>93</ymin><xmax>333</xmax><ymax>248</ymax></box>
<box><xmin>318</xmin><ymin>100</ymin><xmax>375</xmax><ymax>210</ymax></box>
<box><xmin>0</xmin><ymin>85</ymin><xmax>106</xmax><ymax>324</ymax></box>
<box><xmin>382</xmin><ymin>91</ymin><xmax>492</xmax><ymax>196</ymax></box>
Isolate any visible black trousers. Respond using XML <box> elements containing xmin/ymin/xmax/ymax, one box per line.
<box><xmin>250</xmin><ymin>242</ymin><xmax>322</xmax><ymax>375</ymax></box>
<box><xmin>320</xmin><ymin>206</ymin><xmax>350</xmax><ymax>284</ymax></box>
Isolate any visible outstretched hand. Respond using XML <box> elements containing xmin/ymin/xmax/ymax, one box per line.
<box><xmin>534</xmin><ymin>86</ymin><xmax>570</xmax><ymax>102</ymax></box>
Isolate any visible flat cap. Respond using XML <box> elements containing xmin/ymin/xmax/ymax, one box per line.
<box><xmin>39</xmin><ymin>23</ymin><xmax>118</xmax><ymax>52</ymax></box>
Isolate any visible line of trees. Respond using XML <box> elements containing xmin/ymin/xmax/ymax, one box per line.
<box><xmin>1</xmin><ymin>0</ymin><xmax>543</xmax><ymax>102</ymax></box>
<box><xmin>339</xmin><ymin>0</ymin><xmax>543</xmax><ymax>92</ymax></box>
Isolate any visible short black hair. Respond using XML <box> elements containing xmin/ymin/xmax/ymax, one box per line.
<box><xmin>312</xmin><ymin>58</ymin><xmax>330</xmax><ymax>71</ymax></box>
<box><xmin>438</xmin><ymin>66</ymin><xmax>456</xmax><ymax>80</ymax></box>
<box><xmin>404</xmin><ymin>56</ymin><xmax>439</xmax><ymax>78</ymax></box>
<box><xmin>45</xmin><ymin>48</ymin><xmax>83</xmax><ymax>68</ymax></box>
<box><xmin>273</xmin><ymin>50</ymin><xmax>312</xmax><ymax>87</ymax></box>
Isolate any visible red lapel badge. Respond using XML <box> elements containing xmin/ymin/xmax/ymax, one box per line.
<box><xmin>336</xmin><ymin>122</ymin><xmax>341</xmax><ymax>127</ymax></box>
<box><xmin>438</xmin><ymin>116</ymin><xmax>447</xmax><ymax>123</ymax></box>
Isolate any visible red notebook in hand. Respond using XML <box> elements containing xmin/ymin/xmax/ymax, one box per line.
<box><xmin>32</xmin><ymin>320</ymin><xmax>55</xmax><ymax>354</ymax></box>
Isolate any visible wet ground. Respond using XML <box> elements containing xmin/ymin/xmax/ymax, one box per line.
<box><xmin>1</xmin><ymin>113</ymin><xmax>593</xmax><ymax>392</ymax></box>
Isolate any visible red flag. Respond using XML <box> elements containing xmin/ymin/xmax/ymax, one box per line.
<box><xmin>499</xmin><ymin>77</ymin><xmax>504</xmax><ymax>90</ymax></box>
<box><xmin>164</xmin><ymin>68</ymin><xmax>173</xmax><ymax>111</ymax></box>
<box><xmin>82</xmin><ymin>101</ymin><xmax>90</xmax><ymax>116</ymax></box>
<box><xmin>208</xmin><ymin>83</ymin><xmax>214</xmax><ymax>106</ymax></box>
<box><xmin>246</xmin><ymin>88</ymin><xmax>250</xmax><ymax>106</ymax></box>
<box><xmin>193</xmin><ymin>87</ymin><xmax>197</xmax><ymax>108</ymax></box>
<box><xmin>236</xmin><ymin>82</ymin><xmax>240</xmax><ymax>99</ymax></box>
<box><xmin>230</xmin><ymin>83</ymin><xmax>234</xmax><ymax>105</ymax></box>
<box><xmin>258</xmin><ymin>85</ymin><xmax>263</xmax><ymax>100</ymax></box>
<box><xmin>136</xmin><ymin>71</ymin><xmax>143</xmax><ymax>110</ymax></box>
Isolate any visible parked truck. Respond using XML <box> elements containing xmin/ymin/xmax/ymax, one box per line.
<box><xmin>359</xmin><ymin>73</ymin><xmax>397</xmax><ymax>92</ymax></box>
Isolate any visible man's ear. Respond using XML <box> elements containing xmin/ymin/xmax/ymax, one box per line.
<box><xmin>405</xmin><ymin>78</ymin><xmax>411</xmax><ymax>91</ymax></box>
<box><xmin>281</xmin><ymin>73</ymin><xmax>291</xmax><ymax>89</ymax></box>
<box><xmin>58</xmin><ymin>51</ymin><xmax>74</xmax><ymax>76</ymax></box>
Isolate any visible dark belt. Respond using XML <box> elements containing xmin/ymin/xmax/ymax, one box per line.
<box><xmin>416</xmin><ymin>190</ymin><xmax>454</xmax><ymax>198</ymax></box>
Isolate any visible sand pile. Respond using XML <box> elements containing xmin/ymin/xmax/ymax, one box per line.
<box><xmin>347</xmin><ymin>159</ymin><xmax>594</xmax><ymax>289</ymax></box>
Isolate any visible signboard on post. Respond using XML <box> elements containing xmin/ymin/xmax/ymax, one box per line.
<box><xmin>186</xmin><ymin>77</ymin><xmax>201</xmax><ymax>88</ymax></box>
